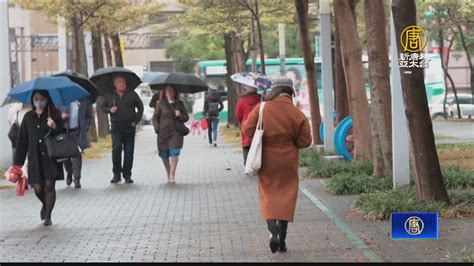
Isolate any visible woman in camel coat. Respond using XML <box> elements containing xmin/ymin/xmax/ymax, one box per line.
<box><xmin>244</xmin><ymin>78</ymin><xmax>312</xmax><ymax>254</ymax></box>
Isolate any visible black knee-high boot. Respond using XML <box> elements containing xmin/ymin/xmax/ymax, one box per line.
<box><xmin>278</xmin><ymin>220</ymin><xmax>288</xmax><ymax>252</ymax></box>
<box><xmin>266</xmin><ymin>219</ymin><xmax>279</xmax><ymax>253</ymax></box>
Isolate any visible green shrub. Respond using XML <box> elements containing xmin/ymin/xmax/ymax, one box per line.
<box><xmin>308</xmin><ymin>158</ymin><xmax>373</xmax><ymax>178</ymax></box>
<box><xmin>449</xmin><ymin>189</ymin><xmax>474</xmax><ymax>205</ymax></box>
<box><xmin>327</xmin><ymin>173</ymin><xmax>392</xmax><ymax>195</ymax></box>
<box><xmin>441</xmin><ymin>165</ymin><xmax>474</xmax><ymax>189</ymax></box>
<box><xmin>354</xmin><ymin>188</ymin><xmax>474</xmax><ymax>221</ymax></box>
<box><xmin>299</xmin><ymin>148</ymin><xmax>320</xmax><ymax>167</ymax></box>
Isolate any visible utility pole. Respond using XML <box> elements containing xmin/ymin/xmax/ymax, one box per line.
<box><xmin>320</xmin><ymin>0</ymin><xmax>335</xmax><ymax>152</ymax></box>
<box><xmin>279</xmin><ymin>23</ymin><xmax>286</xmax><ymax>76</ymax></box>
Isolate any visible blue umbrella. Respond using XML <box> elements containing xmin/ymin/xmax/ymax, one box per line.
<box><xmin>8</xmin><ymin>76</ymin><xmax>90</xmax><ymax>106</ymax></box>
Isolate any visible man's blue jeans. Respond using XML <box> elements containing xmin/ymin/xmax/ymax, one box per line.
<box><xmin>207</xmin><ymin>118</ymin><xmax>219</xmax><ymax>144</ymax></box>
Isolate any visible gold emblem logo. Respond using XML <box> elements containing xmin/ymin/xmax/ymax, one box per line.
<box><xmin>400</xmin><ymin>26</ymin><xmax>427</xmax><ymax>53</ymax></box>
<box><xmin>404</xmin><ymin>216</ymin><xmax>424</xmax><ymax>235</ymax></box>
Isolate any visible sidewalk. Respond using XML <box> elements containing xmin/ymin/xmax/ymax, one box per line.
<box><xmin>0</xmin><ymin>125</ymin><xmax>472</xmax><ymax>262</ymax></box>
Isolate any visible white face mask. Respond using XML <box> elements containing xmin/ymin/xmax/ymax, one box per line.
<box><xmin>34</xmin><ymin>99</ymin><xmax>47</xmax><ymax>109</ymax></box>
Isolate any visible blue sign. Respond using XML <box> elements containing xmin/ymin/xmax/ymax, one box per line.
<box><xmin>391</xmin><ymin>212</ymin><xmax>439</xmax><ymax>239</ymax></box>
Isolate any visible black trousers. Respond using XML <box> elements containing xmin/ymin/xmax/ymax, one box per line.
<box><xmin>111</xmin><ymin>126</ymin><xmax>136</xmax><ymax>179</ymax></box>
<box><xmin>64</xmin><ymin>156</ymin><xmax>83</xmax><ymax>180</ymax></box>
<box><xmin>243</xmin><ymin>146</ymin><xmax>250</xmax><ymax>165</ymax></box>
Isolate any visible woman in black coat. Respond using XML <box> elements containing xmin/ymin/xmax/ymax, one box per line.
<box><xmin>13</xmin><ymin>90</ymin><xmax>65</xmax><ymax>226</ymax></box>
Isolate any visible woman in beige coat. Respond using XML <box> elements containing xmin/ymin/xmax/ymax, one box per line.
<box><xmin>244</xmin><ymin>78</ymin><xmax>312</xmax><ymax>253</ymax></box>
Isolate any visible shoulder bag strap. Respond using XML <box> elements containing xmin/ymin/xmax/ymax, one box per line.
<box><xmin>257</xmin><ymin>102</ymin><xmax>265</xmax><ymax>130</ymax></box>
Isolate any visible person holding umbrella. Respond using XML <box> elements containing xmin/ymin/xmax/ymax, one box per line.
<box><xmin>98</xmin><ymin>73</ymin><xmax>144</xmax><ymax>184</ymax></box>
<box><xmin>152</xmin><ymin>86</ymin><xmax>189</xmax><ymax>184</ymax></box>
<box><xmin>148</xmin><ymin>72</ymin><xmax>206</xmax><ymax>183</ymax></box>
<box><xmin>232</xmin><ymin>72</ymin><xmax>269</xmax><ymax>165</ymax></box>
<box><xmin>7</xmin><ymin>76</ymin><xmax>90</xmax><ymax>226</ymax></box>
<box><xmin>54</xmin><ymin>71</ymin><xmax>97</xmax><ymax>189</ymax></box>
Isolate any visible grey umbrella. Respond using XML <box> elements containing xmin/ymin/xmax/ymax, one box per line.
<box><xmin>90</xmin><ymin>67</ymin><xmax>142</xmax><ymax>95</ymax></box>
<box><xmin>148</xmin><ymin>72</ymin><xmax>208</xmax><ymax>94</ymax></box>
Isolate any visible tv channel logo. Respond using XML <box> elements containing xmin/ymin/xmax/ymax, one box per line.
<box><xmin>391</xmin><ymin>212</ymin><xmax>439</xmax><ymax>239</ymax></box>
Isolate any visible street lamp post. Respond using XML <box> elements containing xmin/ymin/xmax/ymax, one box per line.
<box><xmin>58</xmin><ymin>15</ymin><xmax>67</xmax><ymax>72</ymax></box>
<box><xmin>390</xmin><ymin>11</ymin><xmax>410</xmax><ymax>189</ymax></box>
<box><xmin>0</xmin><ymin>0</ymin><xmax>12</xmax><ymax>167</ymax></box>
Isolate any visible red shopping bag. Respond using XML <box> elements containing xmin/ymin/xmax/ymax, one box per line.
<box><xmin>200</xmin><ymin>118</ymin><xmax>208</xmax><ymax>130</ymax></box>
<box><xmin>17</xmin><ymin>176</ymin><xmax>27</xmax><ymax>196</ymax></box>
<box><xmin>5</xmin><ymin>165</ymin><xmax>22</xmax><ymax>183</ymax></box>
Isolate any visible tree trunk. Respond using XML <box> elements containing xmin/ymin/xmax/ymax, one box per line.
<box><xmin>334</xmin><ymin>4</ymin><xmax>350</xmax><ymax>123</ymax></box>
<box><xmin>438</xmin><ymin>27</ymin><xmax>462</xmax><ymax>119</ymax></box>
<box><xmin>103</xmin><ymin>30</ymin><xmax>113</xmax><ymax>67</ymax></box>
<box><xmin>295</xmin><ymin>0</ymin><xmax>322</xmax><ymax>145</ymax></box>
<box><xmin>250</xmin><ymin>16</ymin><xmax>258</xmax><ymax>72</ymax></box>
<box><xmin>254</xmin><ymin>0</ymin><xmax>265</xmax><ymax>74</ymax></box>
<box><xmin>92</xmin><ymin>27</ymin><xmax>110</xmax><ymax>138</ymax></box>
<box><xmin>71</xmin><ymin>13</ymin><xmax>87</xmax><ymax>75</ymax></box>
<box><xmin>111</xmin><ymin>32</ymin><xmax>124</xmax><ymax>67</ymax></box>
<box><xmin>456</xmin><ymin>25</ymin><xmax>474</xmax><ymax>99</ymax></box>
<box><xmin>364</xmin><ymin>0</ymin><xmax>392</xmax><ymax>177</ymax></box>
<box><xmin>392</xmin><ymin>0</ymin><xmax>450</xmax><ymax>203</ymax></box>
<box><xmin>334</xmin><ymin>0</ymin><xmax>372</xmax><ymax>160</ymax></box>
<box><xmin>71</xmin><ymin>12</ymin><xmax>97</xmax><ymax>142</ymax></box>
<box><xmin>224</xmin><ymin>32</ymin><xmax>246</xmax><ymax>127</ymax></box>
<box><xmin>91</xmin><ymin>27</ymin><xmax>104</xmax><ymax>70</ymax></box>
<box><xmin>445</xmin><ymin>33</ymin><xmax>462</xmax><ymax>119</ymax></box>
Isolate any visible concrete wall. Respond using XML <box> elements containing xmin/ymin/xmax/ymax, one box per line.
<box><xmin>1</xmin><ymin>1</ymin><xmax>12</xmax><ymax>168</ymax></box>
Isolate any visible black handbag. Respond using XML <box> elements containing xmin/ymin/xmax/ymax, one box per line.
<box><xmin>175</xmin><ymin>121</ymin><xmax>190</xmax><ymax>136</ymax></box>
<box><xmin>44</xmin><ymin>131</ymin><xmax>81</xmax><ymax>161</ymax></box>
<box><xmin>43</xmin><ymin>106</ymin><xmax>81</xmax><ymax>161</ymax></box>
<box><xmin>168</xmin><ymin>101</ymin><xmax>189</xmax><ymax>136</ymax></box>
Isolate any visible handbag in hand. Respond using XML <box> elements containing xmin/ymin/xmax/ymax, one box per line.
<box><xmin>168</xmin><ymin>101</ymin><xmax>189</xmax><ymax>136</ymax></box>
<box><xmin>245</xmin><ymin>102</ymin><xmax>266</xmax><ymax>175</ymax></box>
<box><xmin>44</xmin><ymin>131</ymin><xmax>82</xmax><ymax>161</ymax></box>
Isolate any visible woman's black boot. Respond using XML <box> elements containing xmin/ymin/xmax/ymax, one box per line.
<box><xmin>278</xmin><ymin>220</ymin><xmax>288</xmax><ymax>252</ymax></box>
<box><xmin>267</xmin><ymin>219</ymin><xmax>279</xmax><ymax>253</ymax></box>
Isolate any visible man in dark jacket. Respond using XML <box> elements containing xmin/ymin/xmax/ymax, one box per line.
<box><xmin>100</xmin><ymin>75</ymin><xmax>144</xmax><ymax>184</ymax></box>
<box><xmin>59</xmin><ymin>97</ymin><xmax>93</xmax><ymax>188</ymax></box>
<box><xmin>203</xmin><ymin>88</ymin><xmax>224</xmax><ymax>147</ymax></box>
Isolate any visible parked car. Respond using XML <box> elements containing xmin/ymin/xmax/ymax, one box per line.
<box><xmin>429</xmin><ymin>93</ymin><xmax>473</xmax><ymax>119</ymax></box>
<box><xmin>446</xmin><ymin>93</ymin><xmax>474</xmax><ymax>119</ymax></box>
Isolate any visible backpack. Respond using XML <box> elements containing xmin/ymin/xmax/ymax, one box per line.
<box><xmin>207</xmin><ymin>92</ymin><xmax>221</xmax><ymax>117</ymax></box>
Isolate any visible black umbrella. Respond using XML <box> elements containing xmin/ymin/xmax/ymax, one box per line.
<box><xmin>90</xmin><ymin>67</ymin><xmax>142</xmax><ymax>95</ymax></box>
<box><xmin>148</xmin><ymin>72</ymin><xmax>208</xmax><ymax>94</ymax></box>
<box><xmin>52</xmin><ymin>71</ymin><xmax>100</xmax><ymax>102</ymax></box>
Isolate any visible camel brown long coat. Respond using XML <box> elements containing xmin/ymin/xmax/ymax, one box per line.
<box><xmin>244</xmin><ymin>96</ymin><xmax>312</xmax><ymax>222</ymax></box>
